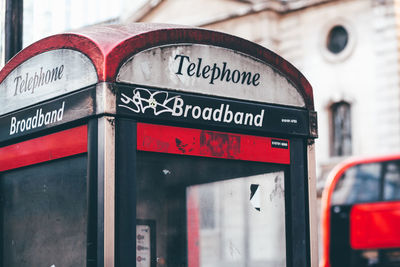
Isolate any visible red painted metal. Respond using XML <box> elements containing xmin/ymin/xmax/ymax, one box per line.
<box><xmin>350</xmin><ymin>201</ymin><xmax>400</xmax><ymax>249</ymax></box>
<box><xmin>137</xmin><ymin>123</ymin><xmax>290</xmax><ymax>164</ymax></box>
<box><xmin>0</xmin><ymin>34</ymin><xmax>102</xmax><ymax>82</ymax></box>
<box><xmin>0</xmin><ymin>24</ymin><xmax>314</xmax><ymax>110</ymax></box>
<box><xmin>320</xmin><ymin>154</ymin><xmax>400</xmax><ymax>267</ymax></box>
<box><xmin>0</xmin><ymin>125</ymin><xmax>87</xmax><ymax>172</ymax></box>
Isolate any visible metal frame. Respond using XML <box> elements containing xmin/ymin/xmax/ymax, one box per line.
<box><xmin>0</xmin><ymin>124</ymin><xmax>91</xmax><ymax>267</ymax></box>
<box><xmin>288</xmin><ymin>138</ymin><xmax>310</xmax><ymax>266</ymax></box>
<box><xmin>307</xmin><ymin>142</ymin><xmax>319</xmax><ymax>267</ymax></box>
<box><xmin>113</xmin><ymin>116</ymin><xmax>312</xmax><ymax>267</ymax></box>
<box><xmin>98</xmin><ymin>116</ymin><xmax>116</xmax><ymax>267</ymax></box>
<box><xmin>87</xmin><ymin>119</ymin><xmax>100</xmax><ymax>267</ymax></box>
<box><xmin>115</xmin><ymin>118</ymin><xmax>137</xmax><ymax>266</ymax></box>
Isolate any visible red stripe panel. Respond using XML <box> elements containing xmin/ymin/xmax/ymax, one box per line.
<box><xmin>137</xmin><ymin>123</ymin><xmax>290</xmax><ymax>164</ymax></box>
<box><xmin>0</xmin><ymin>125</ymin><xmax>88</xmax><ymax>172</ymax></box>
<box><xmin>350</xmin><ymin>201</ymin><xmax>400</xmax><ymax>249</ymax></box>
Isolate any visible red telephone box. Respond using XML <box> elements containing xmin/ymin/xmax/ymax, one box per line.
<box><xmin>0</xmin><ymin>24</ymin><xmax>318</xmax><ymax>267</ymax></box>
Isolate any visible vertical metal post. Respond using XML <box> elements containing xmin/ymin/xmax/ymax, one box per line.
<box><xmin>87</xmin><ymin>119</ymin><xmax>99</xmax><ymax>267</ymax></box>
<box><xmin>5</xmin><ymin>0</ymin><xmax>23</xmax><ymax>62</ymax></box>
<box><xmin>115</xmin><ymin>118</ymin><xmax>137</xmax><ymax>266</ymax></box>
<box><xmin>289</xmin><ymin>138</ymin><xmax>309</xmax><ymax>267</ymax></box>
<box><xmin>307</xmin><ymin>142</ymin><xmax>319</xmax><ymax>267</ymax></box>
<box><xmin>96</xmin><ymin>82</ymin><xmax>117</xmax><ymax>267</ymax></box>
<box><xmin>97</xmin><ymin>115</ymin><xmax>116</xmax><ymax>267</ymax></box>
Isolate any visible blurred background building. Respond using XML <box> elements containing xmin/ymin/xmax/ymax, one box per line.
<box><xmin>1</xmin><ymin>0</ymin><xmax>400</xmax><ymax>209</ymax></box>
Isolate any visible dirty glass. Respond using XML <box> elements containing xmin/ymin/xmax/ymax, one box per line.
<box><xmin>0</xmin><ymin>155</ymin><xmax>87</xmax><ymax>267</ymax></box>
<box><xmin>136</xmin><ymin>152</ymin><xmax>287</xmax><ymax>267</ymax></box>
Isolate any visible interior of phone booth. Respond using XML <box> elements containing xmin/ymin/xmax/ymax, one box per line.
<box><xmin>135</xmin><ymin>125</ymin><xmax>289</xmax><ymax>267</ymax></box>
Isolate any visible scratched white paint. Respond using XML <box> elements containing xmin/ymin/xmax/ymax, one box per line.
<box><xmin>0</xmin><ymin>49</ymin><xmax>98</xmax><ymax>116</ymax></box>
<box><xmin>117</xmin><ymin>44</ymin><xmax>305</xmax><ymax>107</ymax></box>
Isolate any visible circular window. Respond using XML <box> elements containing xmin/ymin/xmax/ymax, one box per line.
<box><xmin>326</xmin><ymin>25</ymin><xmax>349</xmax><ymax>54</ymax></box>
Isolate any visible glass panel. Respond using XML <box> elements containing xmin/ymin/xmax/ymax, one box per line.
<box><xmin>331</xmin><ymin>163</ymin><xmax>381</xmax><ymax>205</ymax></box>
<box><xmin>383</xmin><ymin>160</ymin><xmax>400</xmax><ymax>201</ymax></box>
<box><xmin>187</xmin><ymin>172</ymin><xmax>285</xmax><ymax>267</ymax></box>
<box><xmin>0</xmin><ymin>155</ymin><xmax>87</xmax><ymax>267</ymax></box>
<box><xmin>136</xmin><ymin>152</ymin><xmax>286</xmax><ymax>267</ymax></box>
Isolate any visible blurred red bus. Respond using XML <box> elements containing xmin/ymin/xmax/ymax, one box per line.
<box><xmin>320</xmin><ymin>154</ymin><xmax>400</xmax><ymax>267</ymax></box>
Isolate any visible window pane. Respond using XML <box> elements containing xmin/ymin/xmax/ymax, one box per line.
<box><xmin>1</xmin><ymin>155</ymin><xmax>88</xmax><ymax>267</ymax></box>
<box><xmin>187</xmin><ymin>172</ymin><xmax>286</xmax><ymax>267</ymax></box>
<box><xmin>331</xmin><ymin>163</ymin><xmax>381</xmax><ymax>205</ymax></box>
<box><xmin>136</xmin><ymin>152</ymin><xmax>286</xmax><ymax>267</ymax></box>
<box><xmin>198</xmin><ymin>184</ymin><xmax>216</xmax><ymax>229</ymax></box>
<box><xmin>326</xmin><ymin>25</ymin><xmax>349</xmax><ymax>54</ymax></box>
<box><xmin>331</xmin><ymin>102</ymin><xmax>352</xmax><ymax>157</ymax></box>
<box><xmin>383</xmin><ymin>160</ymin><xmax>400</xmax><ymax>201</ymax></box>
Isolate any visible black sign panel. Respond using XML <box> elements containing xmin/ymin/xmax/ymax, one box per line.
<box><xmin>0</xmin><ymin>87</ymin><xmax>95</xmax><ymax>143</ymax></box>
<box><xmin>117</xmin><ymin>85</ymin><xmax>309</xmax><ymax>136</ymax></box>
